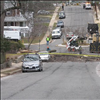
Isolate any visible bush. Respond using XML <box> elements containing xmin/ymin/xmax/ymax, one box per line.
<box><xmin>9</xmin><ymin>40</ymin><xmax>24</xmax><ymax>53</ymax></box>
<box><xmin>0</xmin><ymin>38</ymin><xmax>11</xmax><ymax>53</ymax></box>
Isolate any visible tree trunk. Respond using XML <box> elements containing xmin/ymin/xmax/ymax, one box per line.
<box><xmin>0</xmin><ymin>1</ymin><xmax>5</xmax><ymax>38</ymax></box>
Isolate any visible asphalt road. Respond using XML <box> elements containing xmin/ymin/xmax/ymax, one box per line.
<box><xmin>25</xmin><ymin>5</ymin><xmax>97</xmax><ymax>55</ymax></box>
<box><xmin>1</xmin><ymin>62</ymin><xmax>100</xmax><ymax>100</ymax></box>
<box><xmin>2</xmin><ymin>5</ymin><xmax>100</xmax><ymax>100</ymax></box>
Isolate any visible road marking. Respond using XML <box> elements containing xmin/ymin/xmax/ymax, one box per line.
<box><xmin>96</xmin><ymin>63</ymin><xmax>100</xmax><ymax>77</ymax></box>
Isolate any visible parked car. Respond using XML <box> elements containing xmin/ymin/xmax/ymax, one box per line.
<box><xmin>37</xmin><ymin>10</ymin><xmax>50</xmax><ymax>15</ymax></box>
<box><xmin>66</xmin><ymin>2</ymin><xmax>69</xmax><ymax>6</ymax></box>
<box><xmin>57</xmin><ymin>20</ymin><xmax>64</xmax><ymax>28</ymax></box>
<box><xmin>55</xmin><ymin>26</ymin><xmax>62</xmax><ymax>31</ymax></box>
<box><xmin>38</xmin><ymin>51</ymin><xmax>50</xmax><ymax>61</ymax></box>
<box><xmin>52</xmin><ymin>28</ymin><xmax>62</xmax><ymax>39</ymax></box>
<box><xmin>22</xmin><ymin>54</ymin><xmax>43</xmax><ymax>72</ymax></box>
<box><xmin>83</xmin><ymin>3</ymin><xmax>86</xmax><ymax>9</ymax></box>
<box><xmin>66</xmin><ymin>32</ymin><xmax>74</xmax><ymax>39</ymax></box>
<box><xmin>59</xmin><ymin>11</ymin><xmax>66</xmax><ymax>19</ymax></box>
<box><xmin>85</xmin><ymin>3</ymin><xmax>91</xmax><ymax>9</ymax></box>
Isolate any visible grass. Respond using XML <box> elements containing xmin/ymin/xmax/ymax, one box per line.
<box><xmin>37</xmin><ymin>15</ymin><xmax>52</xmax><ymax>18</ymax></box>
<box><xmin>22</xmin><ymin>22</ymin><xmax>49</xmax><ymax>44</ymax></box>
<box><xmin>53</xmin><ymin>22</ymin><xmax>57</xmax><ymax>29</ymax></box>
<box><xmin>21</xmin><ymin>33</ymin><xmax>46</xmax><ymax>44</ymax></box>
<box><xmin>6</xmin><ymin>53</ymin><xmax>23</xmax><ymax>60</ymax></box>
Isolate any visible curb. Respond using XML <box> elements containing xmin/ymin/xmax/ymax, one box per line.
<box><xmin>1</xmin><ymin>68</ymin><xmax>21</xmax><ymax>78</ymax></box>
<box><xmin>56</xmin><ymin>44</ymin><xmax>89</xmax><ymax>47</ymax></box>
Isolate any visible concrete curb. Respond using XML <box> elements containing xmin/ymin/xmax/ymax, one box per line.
<box><xmin>1</xmin><ymin>62</ymin><xmax>22</xmax><ymax>78</ymax></box>
<box><xmin>56</xmin><ymin>44</ymin><xmax>89</xmax><ymax>47</ymax></box>
<box><xmin>1</xmin><ymin>68</ymin><xmax>21</xmax><ymax>78</ymax></box>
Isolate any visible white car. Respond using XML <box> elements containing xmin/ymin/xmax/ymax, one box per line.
<box><xmin>52</xmin><ymin>28</ymin><xmax>62</xmax><ymax>39</ymax></box>
<box><xmin>66</xmin><ymin>32</ymin><xmax>74</xmax><ymax>39</ymax></box>
<box><xmin>38</xmin><ymin>51</ymin><xmax>50</xmax><ymax>61</ymax></box>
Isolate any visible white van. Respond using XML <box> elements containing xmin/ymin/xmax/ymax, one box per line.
<box><xmin>52</xmin><ymin>28</ymin><xmax>62</xmax><ymax>39</ymax></box>
<box><xmin>4</xmin><ymin>26</ymin><xmax>29</xmax><ymax>37</ymax></box>
<box><xmin>85</xmin><ymin>3</ymin><xmax>91</xmax><ymax>9</ymax></box>
<box><xmin>4</xmin><ymin>30</ymin><xmax>21</xmax><ymax>40</ymax></box>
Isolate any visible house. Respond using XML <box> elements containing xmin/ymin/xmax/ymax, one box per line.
<box><xmin>4</xmin><ymin>1</ymin><xmax>33</xmax><ymax>27</ymax></box>
<box><xmin>4</xmin><ymin>1</ymin><xmax>34</xmax><ymax>37</ymax></box>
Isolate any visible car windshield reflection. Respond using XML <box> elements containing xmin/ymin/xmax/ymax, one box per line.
<box><xmin>24</xmin><ymin>57</ymin><xmax>39</xmax><ymax>62</ymax></box>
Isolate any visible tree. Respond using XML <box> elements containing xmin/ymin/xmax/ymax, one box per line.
<box><xmin>0</xmin><ymin>0</ymin><xmax>54</xmax><ymax>52</ymax></box>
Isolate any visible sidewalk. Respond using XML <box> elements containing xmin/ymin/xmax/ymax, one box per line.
<box><xmin>40</xmin><ymin>6</ymin><xmax>60</xmax><ymax>44</ymax></box>
<box><xmin>24</xmin><ymin>6</ymin><xmax>60</xmax><ymax>45</ymax></box>
<box><xmin>94</xmin><ymin>6</ymin><xmax>100</xmax><ymax>23</ymax></box>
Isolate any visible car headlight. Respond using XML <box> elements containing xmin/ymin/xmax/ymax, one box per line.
<box><xmin>22</xmin><ymin>64</ymin><xmax>27</xmax><ymax>67</ymax></box>
<box><xmin>34</xmin><ymin>64</ymin><xmax>40</xmax><ymax>67</ymax></box>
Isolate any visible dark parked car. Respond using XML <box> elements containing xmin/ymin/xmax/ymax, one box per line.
<box><xmin>59</xmin><ymin>11</ymin><xmax>66</xmax><ymax>19</ymax></box>
<box><xmin>57</xmin><ymin>20</ymin><xmax>64</xmax><ymax>28</ymax></box>
<box><xmin>22</xmin><ymin>54</ymin><xmax>43</xmax><ymax>72</ymax></box>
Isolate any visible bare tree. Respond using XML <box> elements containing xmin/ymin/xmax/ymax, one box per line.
<box><xmin>1</xmin><ymin>0</ymin><xmax>54</xmax><ymax>50</ymax></box>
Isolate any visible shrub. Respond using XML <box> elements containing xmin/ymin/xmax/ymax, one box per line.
<box><xmin>9</xmin><ymin>40</ymin><xmax>24</xmax><ymax>53</ymax></box>
<box><xmin>0</xmin><ymin>38</ymin><xmax>11</xmax><ymax>53</ymax></box>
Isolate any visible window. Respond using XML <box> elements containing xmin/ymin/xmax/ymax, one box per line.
<box><xmin>6</xmin><ymin>11</ymin><xmax>11</xmax><ymax>16</ymax></box>
<box><xmin>20</xmin><ymin>22</ymin><xmax>23</xmax><ymax>26</ymax></box>
<box><xmin>4</xmin><ymin>22</ymin><xmax>7</xmax><ymax>26</ymax></box>
<box><xmin>11</xmin><ymin>22</ymin><xmax>14</xmax><ymax>26</ymax></box>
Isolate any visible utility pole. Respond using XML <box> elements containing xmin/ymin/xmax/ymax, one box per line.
<box><xmin>94</xmin><ymin>2</ymin><xmax>98</xmax><ymax>20</ymax></box>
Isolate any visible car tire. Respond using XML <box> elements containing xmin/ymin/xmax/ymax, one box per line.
<box><xmin>68</xmin><ymin>47</ymin><xmax>71</xmax><ymax>51</ymax></box>
<box><xmin>39</xmin><ymin>68</ymin><xmax>43</xmax><ymax>72</ymax></box>
<box><xmin>22</xmin><ymin>70</ymin><xmax>25</xmax><ymax>73</ymax></box>
<box><xmin>72</xmin><ymin>48</ymin><xmax>76</xmax><ymax>52</ymax></box>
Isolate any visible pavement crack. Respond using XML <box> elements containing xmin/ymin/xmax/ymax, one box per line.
<box><xmin>51</xmin><ymin>63</ymin><xmax>63</xmax><ymax>74</ymax></box>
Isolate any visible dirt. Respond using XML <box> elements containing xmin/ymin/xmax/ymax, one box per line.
<box><xmin>49</xmin><ymin>55</ymin><xmax>100</xmax><ymax>62</ymax></box>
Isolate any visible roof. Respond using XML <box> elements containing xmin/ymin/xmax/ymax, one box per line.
<box><xmin>4</xmin><ymin>1</ymin><xmax>15</xmax><ymax>10</ymax></box>
<box><xmin>4</xmin><ymin>16</ymin><xmax>27</xmax><ymax>22</ymax></box>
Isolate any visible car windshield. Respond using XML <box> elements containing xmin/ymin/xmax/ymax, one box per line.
<box><xmin>24</xmin><ymin>55</ymin><xmax>39</xmax><ymax>62</ymax></box>
<box><xmin>69</xmin><ymin>32</ymin><xmax>73</xmax><ymax>34</ymax></box>
<box><xmin>58</xmin><ymin>21</ymin><xmax>63</xmax><ymax>24</ymax></box>
<box><xmin>52</xmin><ymin>31</ymin><xmax>60</xmax><ymax>34</ymax></box>
<box><xmin>59</xmin><ymin>13</ymin><xmax>64</xmax><ymax>15</ymax></box>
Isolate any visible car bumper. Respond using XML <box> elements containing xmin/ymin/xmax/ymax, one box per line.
<box><xmin>22</xmin><ymin>67</ymin><xmax>40</xmax><ymax>71</ymax></box>
<box><xmin>52</xmin><ymin>35</ymin><xmax>61</xmax><ymax>38</ymax></box>
<box><xmin>59</xmin><ymin>17</ymin><xmax>65</xmax><ymax>19</ymax></box>
<box><xmin>41</xmin><ymin>58</ymin><xmax>49</xmax><ymax>61</ymax></box>
<box><xmin>57</xmin><ymin>25</ymin><xmax>64</xmax><ymax>28</ymax></box>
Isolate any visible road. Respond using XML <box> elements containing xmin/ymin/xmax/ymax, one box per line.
<box><xmin>25</xmin><ymin>5</ymin><xmax>98</xmax><ymax>55</ymax></box>
<box><xmin>1</xmin><ymin>4</ymin><xmax>100</xmax><ymax>100</ymax></box>
<box><xmin>1</xmin><ymin>62</ymin><xmax>100</xmax><ymax>100</ymax></box>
